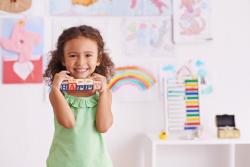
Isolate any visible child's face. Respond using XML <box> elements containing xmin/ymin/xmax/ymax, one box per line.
<box><xmin>63</xmin><ymin>36</ymin><xmax>100</xmax><ymax>79</ymax></box>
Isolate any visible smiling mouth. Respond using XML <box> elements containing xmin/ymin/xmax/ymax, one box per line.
<box><xmin>75</xmin><ymin>68</ymin><xmax>88</xmax><ymax>73</ymax></box>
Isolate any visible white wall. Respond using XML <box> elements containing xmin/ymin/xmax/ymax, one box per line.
<box><xmin>0</xmin><ymin>0</ymin><xmax>250</xmax><ymax>167</ymax></box>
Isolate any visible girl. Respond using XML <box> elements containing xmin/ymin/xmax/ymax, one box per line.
<box><xmin>44</xmin><ymin>25</ymin><xmax>115</xmax><ymax>167</ymax></box>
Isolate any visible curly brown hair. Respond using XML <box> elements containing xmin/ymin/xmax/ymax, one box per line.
<box><xmin>44</xmin><ymin>25</ymin><xmax>115</xmax><ymax>86</ymax></box>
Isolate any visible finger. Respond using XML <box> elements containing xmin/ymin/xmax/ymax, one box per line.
<box><xmin>60</xmin><ymin>71</ymin><xmax>72</xmax><ymax>78</ymax></box>
<box><xmin>91</xmin><ymin>72</ymin><xmax>98</xmax><ymax>76</ymax></box>
<box><xmin>94</xmin><ymin>80</ymin><xmax>101</xmax><ymax>85</ymax></box>
<box><xmin>64</xmin><ymin>75</ymin><xmax>74</xmax><ymax>80</ymax></box>
<box><xmin>90</xmin><ymin>74</ymin><xmax>99</xmax><ymax>79</ymax></box>
<box><xmin>94</xmin><ymin>81</ymin><xmax>101</xmax><ymax>90</ymax></box>
<box><xmin>93</xmin><ymin>84</ymin><xmax>100</xmax><ymax>90</ymax></box>
<box><xmin>91</xmin><ymin>73</ymin><xmax>104</xmax><ymax>80</ymax></box>
<box><xmin>58</xmin><ymin>70</ymin><xmax>70</xmax><ymax>75</ymax></box>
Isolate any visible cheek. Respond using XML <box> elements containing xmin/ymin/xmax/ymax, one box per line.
<box><xmin>89</xmin><ymin>58</ymin><xmax>99</xmax><ymax>66</ymax></box>
<box><xmin>64</xmin><ymin>62</ymin><xmax>73</xmax><ymax>71</ymax></box>
<box><xmin>92</xmin><ymin>61</ymin><xmax>100</xmax><ymax>68</ymax></box>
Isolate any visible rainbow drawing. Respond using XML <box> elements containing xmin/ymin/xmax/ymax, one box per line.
<box><xmin>108</xmin><ymin>66</ymin><xmax>156</xmax><ymax>92</ymax></box>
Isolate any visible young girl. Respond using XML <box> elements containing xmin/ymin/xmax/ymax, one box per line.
<box><xmin>44</xmin><ymin>25</ymin><xmax>115</xmax><ymax>167</ymax></box>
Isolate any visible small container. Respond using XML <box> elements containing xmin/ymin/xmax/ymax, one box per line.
<box><xmin>215</xmin><ymin>114</ymin><xmax>240</xmax><ymax>138</ymax></box>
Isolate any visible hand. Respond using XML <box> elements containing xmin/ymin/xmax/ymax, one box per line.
<box><xmin>52</xmin><ymin>71</ymin><xmax>73</xmax><ymax>90</ymax></box>
<box><xmin>91</xmin><ymin>73</ymin><xmax>108</xmax><ymax>93</ymax></box>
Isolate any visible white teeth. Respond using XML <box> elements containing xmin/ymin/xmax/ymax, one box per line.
<box><xmin>75</xmin><ymin>69</ymin><xmax>88</xmax><ymax>72</ymax></box>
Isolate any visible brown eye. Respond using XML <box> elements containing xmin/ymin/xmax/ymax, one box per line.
<box><xmin>86</xmin><ymin>54</ymin><xmax>92</xmax><ymax>57</ymax></box>
<box><xmin>69</xmin><ymin>54</ymin><xmax>76</xmax><ymax>57</ymax></box>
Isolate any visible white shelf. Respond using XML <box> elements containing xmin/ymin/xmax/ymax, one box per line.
<box><xmin>144</xmin><ymin>133</ymin><xmax>250</xmax><ymax>167</ymax></box>
<box><xmin>146</xmin><ymin>133</ymin><xmax>250</xmax><ymax>145</ymax></box>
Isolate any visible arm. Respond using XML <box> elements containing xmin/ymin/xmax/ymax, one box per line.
<box><xmin>50</xmin><ymin>71</ymin><xmax>75</xmax><ymax>128</ymax></box>
<box><xmin>92</xmin><ymin>73</ymin><xmax>113</xmax><ymax>133</ymax></box>
<box><xmin>96</xmin><ymin>89</ymin><xmax>113</xmax><ymax>133</ymax></box>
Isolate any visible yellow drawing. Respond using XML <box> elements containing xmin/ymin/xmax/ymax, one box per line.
<box><xmin>71</xmin><ymin>0</ymin><xmax>97</xmax><ymax>6</ymax></box>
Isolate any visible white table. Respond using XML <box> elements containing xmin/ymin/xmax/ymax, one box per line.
<box><xmin>144</xmin><ymin>133</ymin><xmax>250</xmax><ymax>167</ymax></box>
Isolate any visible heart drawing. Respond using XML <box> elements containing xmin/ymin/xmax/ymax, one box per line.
<box><xmin>13</xmin><ymin>61</ymin><xmax>34</xmax><ymax>80</ymax></box>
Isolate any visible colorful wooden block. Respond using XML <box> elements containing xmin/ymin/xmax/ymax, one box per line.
<box><xmin>60</xmin><ymin>79</ymin><xmax>94</xmax><ymax>91</ymax></box>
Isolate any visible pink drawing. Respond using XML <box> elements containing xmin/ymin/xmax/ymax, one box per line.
<box><xmin>179</xmin><ymin>1</ymin><xmax>206</xmax><ymax>35</ymax></box>
<box><xmin>139</xmin><ymin>23</ymin><xmax>147</xmax><ymax>29</ymax></box>
<box><xmin>179</xmin><ymin>13</ymin><xmax>205</xmax><ymax>35</ymax></box>
<box><xmin>130</xmin><ymin>0</ymin><xmax>137</xmax><ymax>8</ymax></box>
<box><xmin>181</xmin><ymin>0</ymin><xmax>195</xmax><ymax>13</ymax></box>
<box><xmin>151</xmin><ymin>0</ymin><xmax>168</xmax><ymax>14</ymax></box>
<box><xmin>0</xmin><ymin>19</ymin><xmax>41</xmax><ymax>62</ymax></box>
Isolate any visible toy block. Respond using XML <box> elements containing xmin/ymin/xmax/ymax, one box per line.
<box><xmin>60</xmin><ymin>79</ymin><xmax>94</xmax><ymax>91</ymax></box>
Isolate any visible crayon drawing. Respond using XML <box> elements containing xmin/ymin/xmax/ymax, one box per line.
<box><xmin>143</xmin><ymin>0</ymin><xmax>171</xmax><ymax>16</ymax></box>
<box><xmin>193</xmin><ymin>59</ymin><xmax>213</xmax><ymax>95</ymax></box>
<box><xmin>50</xmin><ymin>0</ymin><xmax>142</xmax><ymax>16</ymax></box>
<box><xmin>173</xmin><ymin>0</ymin><xmax>212</xmax><ymax>43</ymax></box>
<box><xmin>122</xmin><ymin>17</ymin><xmax>173</xmax><ymax>57</ymax></box>
<box><xmin>50</xmin><ymin>0</ymin><xmax>171</xmax><ymax>16</ymax></box>
<box><xmin>109</xmin><ymin>63</ymin><xmax>158</xmax><ymax>101</ymax></box>
<box><xmin>0</xmin><ymin>17</ymin><xmax>44</xmax><ymax>83</ymax></box>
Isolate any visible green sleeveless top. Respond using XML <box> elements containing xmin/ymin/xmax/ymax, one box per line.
<box><xmin>47</xmin><ymin>92</ymin><xmax>113</xmax><ymax>167</ymax></box>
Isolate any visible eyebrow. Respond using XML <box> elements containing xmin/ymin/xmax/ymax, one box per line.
<box><xmin>84</xmin><ymin>51</ymin><xmax>95</xmax><ymax>54</ymax></box>
<box><xmin>66</xmin><ymin>51</ymin><xmax>95</xmax><ymax>54</ymax></box>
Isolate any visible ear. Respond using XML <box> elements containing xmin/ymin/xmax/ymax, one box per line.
<box><xmin>96</xmin><ymin>58</ymin><xmax>101</xmax><ymax>66</ymax></box>
<box><xmin>96</xmin><ymin>60</ymin><xmax>100</xmax><ymax>66</ymax></box>
<box><xmin>97</xmin><ymin>53</ymin><xmax>102</xmax><ymax>66</ymax></box>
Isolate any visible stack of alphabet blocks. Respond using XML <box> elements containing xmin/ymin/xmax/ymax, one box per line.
<box><xmin>60</xmin><ymin>79</ymin><xmax>94</xmax><ymax>91</ymax></box>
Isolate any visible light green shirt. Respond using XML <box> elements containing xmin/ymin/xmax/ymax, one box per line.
<box><xmin>47</xmin><ymin>92</ymin><xmax>113</xmax><ymax>167</ymax></box>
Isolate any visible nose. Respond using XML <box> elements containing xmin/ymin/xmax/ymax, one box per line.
<box><xmin>76</xmin><ymin>55</ymin><xmax>86</xmax><ymax>66</ymax></box>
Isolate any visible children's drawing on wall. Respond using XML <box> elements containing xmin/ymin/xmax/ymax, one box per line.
<box><xmin>0</xmin><ymin>17</ymin><xmax>44</xmax><ymax>83</ymax></box>
<box><xmin>50</xmin><ymin>0</ymin><xmax>113</xmax><ymax>16</ymax></box>
<box><xmin>193</xmin><ymin>59</ymin><xmax>213</xmax><ymax>95</ymax></box>
<box><xmin>173</xmin><ymin>0</ymin><xmax>212</xmax><ymax>43</ymax></box>
<box><xmin>108</xmin><ymin>63</ymin><xmax>158</xmax><ymax>101</ymax></box>
<box><xmin>111</xmin><ymin>0</ymin><xmax>143</xmax><ymax>16</ymax></box>
<box><xmin>50</xmin><ymin>0</ymin><xmax>171</xmax><ymax>16</ymax></box>
<box><xmin>143</xmin><ymin>0</ymin><xmax>171</xmax><ymax>16</ymax></box>
<box><xmin>0</xmin><ymin>0</ymin><xmax>32</xmax><ymax>13</ymax></box>
<box><xmin>50</xmin><ymin>0</ymin><xmax>143</xmax><ymax>16</ymax></box>
<box><xmin>122</xmin><ymin>17</ymin><xmax>173</xmax><ymax>58</ymax></box>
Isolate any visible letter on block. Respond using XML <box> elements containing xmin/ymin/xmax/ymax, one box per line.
<box><xmin>60</xmin><ymin>79</ymin><xmax>94</xmax><ymax>91</ymax></box>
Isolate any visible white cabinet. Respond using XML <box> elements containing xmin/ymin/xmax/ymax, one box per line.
<box><xmin>144</xmin><ymin>134</ymin><xmax>250</xmax><ymax>167</ymax></box>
